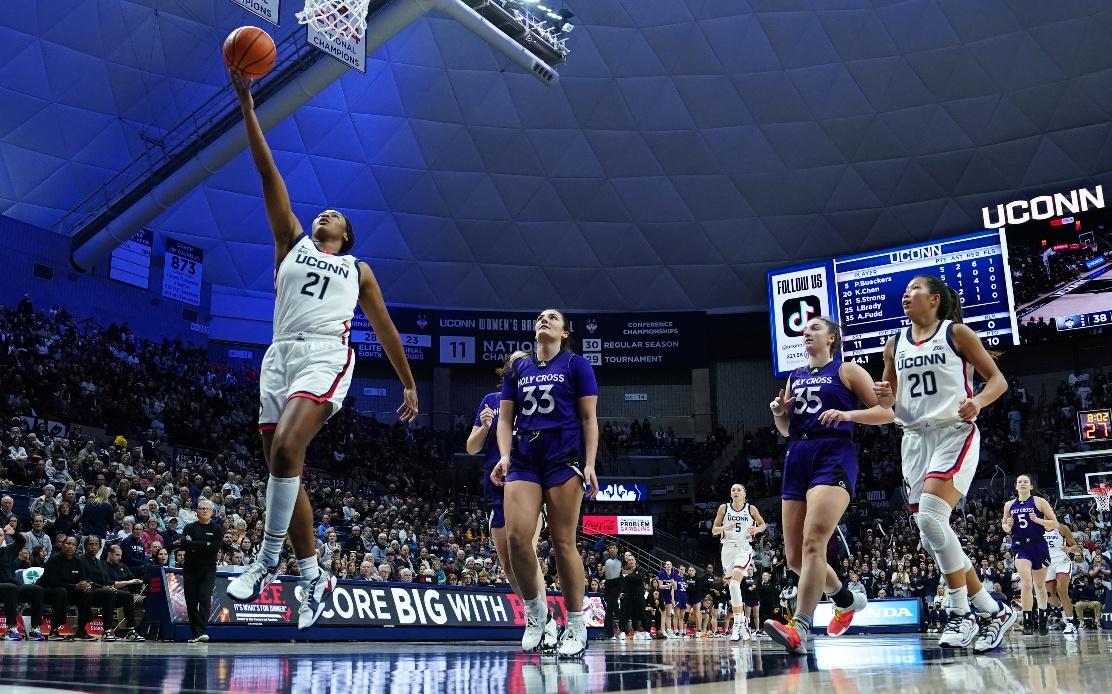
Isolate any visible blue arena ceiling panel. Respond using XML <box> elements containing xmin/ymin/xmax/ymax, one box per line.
<box><xmin>2</xmin><ymin>1</ymin><xmax>1112</xmax><ymax>311</ymax></box>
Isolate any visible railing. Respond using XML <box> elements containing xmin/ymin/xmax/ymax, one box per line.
<box><xmin>653</xmin><ymin>528</ymin><xmax>718</xmax><ymax>569</ymax></box>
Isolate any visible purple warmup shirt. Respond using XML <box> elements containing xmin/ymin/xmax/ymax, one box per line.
<box><xmin>787</xmin><ymin>361</ymin><xmax>858</xmax><ymax>436</ymax></box>
<box><xmin>500</xmin><ymin>351</ymin><xmax>598</xmax><ymax>431</ymax></box>
<box><xmin>473</xmin><ymin>391</ymin><xmax>502</xmax><ymax>468</ymax></box>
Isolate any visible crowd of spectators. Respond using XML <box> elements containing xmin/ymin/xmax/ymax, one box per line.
<box><xmin>4</xmin><ymin>296</ymin><xmax>1111</xmax><ymax>641</ymax></box>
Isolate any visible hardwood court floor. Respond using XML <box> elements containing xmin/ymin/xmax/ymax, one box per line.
<box><xmin>0</xmin><ymin>630</ymin><xmax>1107</xmax><ymax>693</ymax></box>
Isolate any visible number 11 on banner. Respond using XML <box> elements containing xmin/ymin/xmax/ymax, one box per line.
<box><xmin>440</xmin><ymin>336</ymin><xmax>475</xmax><ymax>364</ymax></box>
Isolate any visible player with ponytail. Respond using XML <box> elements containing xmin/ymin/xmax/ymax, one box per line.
<box><xmin>877</xmin><ymin>274</ymin><xmax>1017</xmax><ymax>653</ymax></box>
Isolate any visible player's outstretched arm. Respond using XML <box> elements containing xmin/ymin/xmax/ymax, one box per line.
<box><xmin>356</xmin><ymin>261</ymin><xmax>417</xmax><ymax>422</ymax></box>
<box><xmin>231</xmin><ymin>71</ymin><xmax>300</xmax><ymax>257</ymax></box>
<box><xmin>819</xmin><ymin>362</ymin><xmax>894</xmax><ymax>426</ymax></box>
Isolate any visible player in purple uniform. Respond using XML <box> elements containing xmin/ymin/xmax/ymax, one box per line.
<box><xmin>657</xmin><ymin>561</ymin><xmax>676</xmax><ymax>638</ymax></box>
<box><xmin>466</xmin><ymin>353</ymin><xmax>554</xmax><ymax>650</ymax></box>
<box><xmin>1002</xmin><ymin>474</ymin><xmax>1057</xmax><ymax>635</ymax></box>
<box><xmin>765</xmin><ymin>317</ymin><xmax>888</xmax><ymax>654</ymax></box>
<box><xmin>490</xmin><ymin>308</ymin><xmax>599</xmax><ymax>658</ymax></box>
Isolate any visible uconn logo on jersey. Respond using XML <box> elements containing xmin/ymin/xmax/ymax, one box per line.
<box><xmin>294</xmin><ymin>251</ymin><xmax>352</xmax><ymax>278</ymax></box>
<box><xmin>897</xmin><ymin>352</ymin><xmax>947</xmax><ymax>369</ymax></box>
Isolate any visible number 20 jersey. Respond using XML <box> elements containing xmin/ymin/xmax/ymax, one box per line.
<box><xmin>893</xmin><ymin>320</ymin><xmax>971</xmax><ymax>428</ymax></box>
<box><xmin>273</xmin><ymin>235</ymin><xmax>360</xmax><ymax>340</ymax></box>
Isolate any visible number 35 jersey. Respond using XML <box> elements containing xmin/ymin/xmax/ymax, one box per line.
<box><xmin>787</xmin><ymin>360</ymin><xmax>858</xmax><ymax>437</ymax></box>
<box><xmin>893</xmin><ymin>320</ymin><xmax>971</xmax><ymax>428</ymax></box>
<box><xmin>273</xmin><ymin>235</ymin><xmax>360</xmax><ymax>341</ymax></box>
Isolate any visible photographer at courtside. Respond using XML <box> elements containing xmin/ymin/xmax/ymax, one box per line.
<box><xmin>179</xmin><ymin>499</ymin><xmax>220</xmax><ymax>643</ymax></box>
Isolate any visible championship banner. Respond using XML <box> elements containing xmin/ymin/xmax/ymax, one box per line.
<box><xmin>228</xmin><ymin>0</ymin><xmax>281</xmax><ymax>26</ymax></box>
<box><xmin>163</xmin><ymin>238</ymin><xmax>203</xmax><ymax>306</ymax></box>
<box><xmin>110</xmin><ymin>228</ymin><xmax>152</xmax><ymax>289</ymax></box>
<box><xmin>581</xmin><ymin>515</ymin><xmax>654</xmax><ymax>536</ymax></box>
<box><xmin>150</xmin><ymin>570</ymin><xmax>604</xmax><ymax>641</ymax></box>
<box><xmin>352</xmin><ymin>308</ymin><xmax>706</xmax><ymax>368</ymax></box>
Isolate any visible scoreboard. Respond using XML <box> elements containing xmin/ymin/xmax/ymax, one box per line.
<box><xmin>1078</xmin><ymin>408</ymin><xmax>1112</xmax><ymax>443</ymax></box>
<box><xmin>768</xmin><ymin>230</ymin><xmax>1020</xmax><ymax>376</ymax></box>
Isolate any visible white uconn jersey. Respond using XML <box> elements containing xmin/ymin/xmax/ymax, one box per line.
<box><xmin>1046</xmin><ymin>528</ymin><xmax>1066</xmax><ymax>560</ymax></box>
<box><xmin>722</xmin><ymin>504</ymin><xmax>753</xmax><ymax>547</ymax></box>
<box><xmin>894</xmin><ymin>320</ymin><xmax>971</xmax><ymax>428</ymax></box>
<box><xmin>273</xmin><ymin>236</ymin><xmax>360</xmax><ymax>341</ymax></box>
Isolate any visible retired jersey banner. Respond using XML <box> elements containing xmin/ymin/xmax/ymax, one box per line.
<box><xmin>159</xmin><ymin>570</ymin><xmax>603</xmax><ymax>629</ymax></box>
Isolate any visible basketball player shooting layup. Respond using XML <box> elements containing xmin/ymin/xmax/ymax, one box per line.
<box><xmin>225</xmin><ymin>71</ymin><xmax>418</xmax><ymax>629</ymax></box>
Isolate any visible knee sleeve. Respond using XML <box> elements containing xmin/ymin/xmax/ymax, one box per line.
<box><xmin>917</xmin><ymin>494</ymin><xmax>968</xmax><ymax>575</ymax></box>
<box><xmin>729</xmin><ymin>580</ymin><xmax>743</xmax><ymax>607</ymax></box>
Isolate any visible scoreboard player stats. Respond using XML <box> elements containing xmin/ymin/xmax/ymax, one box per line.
<box><xmin>768</xmin><ymin>230</ymin><xmax>1021</xmax><ymax>377</ymax></box>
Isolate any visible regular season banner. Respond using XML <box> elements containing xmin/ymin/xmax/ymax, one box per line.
<box><xmin>162</xmin><ymin>238</ymin><xmax>203</xmax><ymax>306</ymax></box>
<box><xmin>110</xmin><ymin>228</ymin><xmax>153</xmax><ymax>289</ymax></box>
<box><xmin>767</xmin><ymin>262</ymin><xmax>835</xmax><ymax>376</ymax></box>
<box><xmin>576</xmin><ymin>313</ymin><xmax>705</xmax><ymax>368</ymax></box>
<box><xmin>160</xmin><ymin>571</ymin><xmax>604</xmax><ymax>629</ymax></box>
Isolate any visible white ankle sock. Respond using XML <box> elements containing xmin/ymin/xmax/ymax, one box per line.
<box><xmin>297</xmin><ymin>556</ymin><xmax>321</xmax><ymax>583</ymax></box>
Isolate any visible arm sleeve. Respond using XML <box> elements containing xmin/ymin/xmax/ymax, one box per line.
<box><xmin>571</xmin><ymin>355</ymin><xmax>599</xmax><ymax>398</ymax></box>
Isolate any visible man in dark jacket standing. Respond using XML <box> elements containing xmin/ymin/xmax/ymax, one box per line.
<box><xmin>1</xmin><ymin>521</ymin><xmax>46</xmax><ymax>640</ymax></box>
<box><xmin>40</xmin><ymin>536</ymin><xmax>102</xmax><ymax>640</ymax></box>
<box><xmin>619</xmin><ymin>554</ymin><xmax>651</xmax><ymax>639</ymax></box>
<box><xmin>180</xmin><ymin>499</ymin><xmax>220</xmax><ymax>642</ymax></box>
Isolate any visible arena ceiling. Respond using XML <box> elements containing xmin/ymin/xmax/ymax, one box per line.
<box><xmin>3</xmin><ymin>0</ymin><xmax>1112</xmax><ymax>312</ymax></box>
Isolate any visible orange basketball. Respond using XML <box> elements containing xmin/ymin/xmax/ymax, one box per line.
<box><xmin>223</xmin><ymin>26</ymin><xmax>276</xmax><ymax>80</ymax></box>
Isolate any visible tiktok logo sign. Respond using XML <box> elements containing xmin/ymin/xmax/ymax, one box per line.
<box><xmin>783</xmin><ymin>296</ymin><xmax>821</xmax><ymax>336</ymax></box>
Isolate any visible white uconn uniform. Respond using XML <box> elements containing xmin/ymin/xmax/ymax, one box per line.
<box><xmin>894</xmin><ymin>320</ymin><xmax>980</xmax><ymax>509</ymax></box>
<box><xmin>721</xmin><ymin>504</ymin><xmax>754</xmax><ymax>574</ymax></box>
<box><xmin>1045</xmin><ymin>528</ymin><xmax>1072</xmax><ymax>577</ymax></box>
<box><xmin>259</xmin><ymin>235</ymin><xmax>359</xmax><ymax>428</ymax></box>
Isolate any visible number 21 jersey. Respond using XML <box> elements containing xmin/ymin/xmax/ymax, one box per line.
<box><xmin>273</xmin><ymin>235</ymin><xmax>361</xmax><ymax>340</ymax></box>
<box><xmin>894</xmin><ymin>320</ymin><xmax>971</xmax><ymax>427</ymax></box>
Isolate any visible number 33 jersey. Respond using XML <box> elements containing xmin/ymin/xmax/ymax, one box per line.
<box><xmin>273</xmin><ymin>235</ymin><xmax>360</xmax><ymax>341</ymax></box>
<box><xmin>893</xmin><ymin>320</ymin><xmax>971</xmax><ymax>428</ymax></box>
<box><xmin>500</xmin><ymin>351</ymin><xmax>598</xmax><ymax>431</ymax></box>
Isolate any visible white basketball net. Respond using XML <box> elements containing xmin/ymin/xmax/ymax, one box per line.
<box><xmin>296</xmin><ymin>0</ymin><xmax>371</xmax><ymax>42</ymax></box>
<box><xmin>1091</xmin><ymin>485</ymin><xmax>1112</xmax><ymax>513</ymax></box>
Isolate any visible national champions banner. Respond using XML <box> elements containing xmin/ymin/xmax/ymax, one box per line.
<box><xmin>151</xmin><ymin>570</ymin><xmax>604</xmax><ymax>640</ymax></box>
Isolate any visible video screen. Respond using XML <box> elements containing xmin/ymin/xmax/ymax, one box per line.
<box><xmin>1005</xmin><ymin>208</ymin><xmax>1112</xmax><ymax>343</ymax></box>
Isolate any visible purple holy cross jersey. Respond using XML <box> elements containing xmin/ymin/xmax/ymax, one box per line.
<box><xmin>787</xmin><ymin>361</ymin><xmax>858</xmax><ymax>436</ymax></box>
<box><xmin>1010</xmin><ymin>496</ymin><xmax>1045</xmax><ymax>541</ymax></box>
<box><xmin>500</xmin><ymin>351</ymin><xmax>598</xmax><ymax>431</ymax></box>
<box><xmin>500</xmin><ymin>351</ymin><xmax>598</xmax><ymax>489</ymax></box>
<box><xmin>473</xmin><ymin>391</ymin><xmax>502</xmax><ymax>469</ymax></box>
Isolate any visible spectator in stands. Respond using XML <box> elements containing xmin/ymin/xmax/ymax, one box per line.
<box><xmin>0</xmin><ymin>521</ymin><xmax>46</xmax><ymax>640</ymax></box>
<box><xmin>119</xmin><ymin>519</ymin><xmax>148</xmax><ymax>573</ymax></box>
<box><xmin>24</xmin><ymin>515</ymin><xmax>51</xmax><ymax>559</ymax></box>
<box><xmin>40</xmin><ymin>536</ymin><xmax>101</xmax><ymax>640</ymax></box>
<box><xmin>0</xmin><ymin>496</ymin><xmax>17</xmax><ymax>530</ymax></box>
<box><xmin>80</xmin><ymin>536</ymin><xmax>144</xmax><ymax>641</ymax></box>
<box><xmin>30</xmin><ymin>485</ymin><xmax>58</xmax><ymax>530</ymax></box>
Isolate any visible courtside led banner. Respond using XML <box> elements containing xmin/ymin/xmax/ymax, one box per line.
<box><xmin>594</xmin><ymin>483</ymin><xmax>648</xmax><ymax>502</ymax></box>
<box><xmin>812</xmin><ymin>598</ymin><xmax>920</xmax><ymax>634</ymax></box>
<box><xmin>156</xmin><ymin>570</ymin><xmax>604</xmax><ymax>631</ymax></box>
<box><xmin>582</xmin><ymin>515</ymin><xmax>654</xmax><ymax>536</ymax></box>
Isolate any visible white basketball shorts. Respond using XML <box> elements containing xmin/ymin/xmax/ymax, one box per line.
<box><xmin>721</xmin><ymin>544</ymin><xmax>753</xmax><ymax>576</ymax></box>
<box><xmin>1047</xmin><ymin>555</ymin><xmax>1072</xmax><ymax>578</ymax></box>
<box><xmin>901</xmin><ymin>421</ymin><xmax>980</xmax><ymax>511</ymax></box>
<box><xmin>258</xmin><ymin>338</ymin><xmax>354</xmax><ymax>429</ymax></box>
